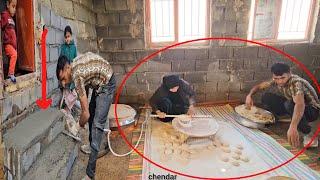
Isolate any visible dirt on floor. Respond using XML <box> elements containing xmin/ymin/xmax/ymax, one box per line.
<box><xmin>68</xmin><ymin>123</ymin><xmax>134</xmax><ymax>180</ymax></box>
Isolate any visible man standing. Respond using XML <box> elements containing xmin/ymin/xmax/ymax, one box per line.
<box><xmin>246</xmin><ymin>63</ymin><xmax>320</xmax><ymax>148</ymax></box>
<box><xmin>56</xmin><ymin>52</ymin><xmax>115</xmax><ymax>179</ymax></box>
<box><xmin>149</xmin><ymin>75</ymin><xmax>196</xmax><ymax>122</ymax></box>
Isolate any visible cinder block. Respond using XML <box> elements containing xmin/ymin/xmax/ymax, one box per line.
<box><xmin>40</xmin><ymin>4</ymin><xmax>51</xmax><ymax>26</ymax></box>
<box><xmin>253</xmin><ymin>71</ymin><xmax>272</xmax><ymax>81</ymax></box>
<box><xmin>80</xmin><ymin>0</ymin><xmax>93</xmax><ymax>9</ymax></box>
<box><xmin>121</xmin><ymin>39</ymin><xmax>145</xmax><ymax>50</ymax></box>
<box><xmin>76</xmin><ymin>38</ymin><xmax>91</xmax><ymax>53</ymax></box>
<box><xmin>2</xmin><ymin>96</ymin><xmax>13</xmax><ymax>122</ymax></box>
<box><xmin>258</xmin><ymin>47</ymin><xmax>270</xmax><ymax>58</ymax></box>
<box><xmin>209</xmin><ymin>47</ymin><xmax>233</xmax><ymax>59</ymax></box>
<box><xmin>113</xmin><ymin>52</ymin><xmax>136</xmax><ymax>62</ymax></box>
<box><xmin>212</xmin><ymin>6</ymin><xmax>225</xmax><ymax>21</ymax></box>
<box><xmin>172</xmin><ymin>60</ymin><xmax>195</xmax><ymax>72</ymax></box>
<box><xmin>50</xmin><ymin>11</ymin><xmax>60</xmax><ymax>29</ymax></box>
<box><xmin>147</xmin><ymin>61</ymin><xmax>171</xmax><ymax>72</ymax></box>
<box><xmin>219</xmin><ymin>59</ymin><xmax>244</xmax><ymax>71</ymax></box>
<box><xmin>228</xmin><ymin>92</ymin><xmax>246</xmax><ymax>101</ymax></box>
<box><xmin>193</xmin><ymin>82</ymin><xmax>218</xmax><ymax>95</ymax></box>
<box><xmin>125</xmin><ymin>63</ymin><xmax>148</xmax><ymax>73</ymax></box>
<box><xmin>55</xmin><ymin>30</ymin><xmax>64</xmax><ymax>45</ymax></box>
<box><xmin>212</xmin><ymin>20</ymin><xmax>236</xmax><ymax>34</ymax></box>
<box><xmin>195</xmin><ymin>94</ymin><xmax>205</xmax><ymax>103</ymax></box>
<box><xmin>109</xmin><ymin>25</ymin><xmax>131</xmax><ymax>37</ymax></box>
<box><xmin>184</xmin><ymin>72</ymin><xmax>207</xmax><ymax>83</ymax></box>
<box><xmin>184</xmin><ymin>49</ymin><xmax>209</xmax><ymax>60</ymax></box>
<box><xmin>308</xmin><ymin>44</ymin><xmax>320</xmax><ymax>55</ymax></box>
<box><xmin>99</xmin><ymin>39</ymin><xmax>121</xmax><ymax>51</ymax></box>
<box><xmin>225</xmin><ymin>7</ymin><xmax>236</xmax><ymax>21</ymax></box>
<box><xmin>47</xmin><ymin>28</ymin><xmax>56</xmax><ymax>45</ymax></box>
<box><xmin>51</xmin><ymin>0</ymin><xmax>75</xmax><ymax>19</ymax></box>
<box><xmin>60</xmin><ymin>17</ymin><xmax>68</xmax><ymax>31</ymax></box>
<box><xmin>111</xmin><ymin>64</ymin><xmax>125</xmax><ymax>74</ymax></box>
<box><xmin>49</xmin><ymin>46</ymin><xmax>59</xmax><ymax>62</ymax></box>
<box><xmin>136</xmin><ymin>72</ymin><xmax>164</xmax><ymax>84</ymax></box>
<box><xmin>115</xmin><ymin>73</ymin><xmax>137</xmax><ymax>85</ymax></box>
<box><xmin>136</xmin><ymin>50</ymin><xmax>161</xmax><ymax>62</ymax></box>
<box><xmin>21</xmin><ymin>143</ymin><xmax>40</xmax><ymax>174</ymax></box>
<box><xmin>99</xmin><ymin>52</ymin><xmax>113</xmax><ymax>61</ymax></box>
<box><xmin>47</xmin><ymin>63</ymin><xmax>57</xmax><ymax>79</ymax></box>
<box><xmin>240</xmin><ymin>80</ymin><xmax>258</xmax><ymax>92</ymax></box>
<box><xmin>196</xmin><ymin>60</ymin><xmax>219</xmax><ymax>71</ymax></box>
<box><xmin>74</xmin><ymin>3</ymin><xmax>94</xmax><ymax>24</ymax></box>
<box><xmin>207</xmin><ymin>71</ymin><xmax>230</xmax><ymax>82</ymax></box>
<box><xmin>125</xmin><ymin>84</ymin><xmax>148</xmax><ymax>95</ymax></box>
<box><xmin>105</xmin><ymin>0</ymin><xmax>128</xmax><ymax>11</ymax></box>
<box><xmin>119</xmin><ymin>10</ymin><xmax>144</xmax><ymax>24</ymax></box>
<box><xmin>97</xmin><ymin>13</ymin><xmax>119</xmax><ymax>26</ymax></box>
<box><xmin>161</xmin><ymin>49</ymin><xmax>185</xmax><ymax>61</ymax></box>
<box><xmin>234</xmin><ymin>47</ymin><xmax>258</xmax><ymax>58</ymax></box>
<box><xmin>96</xmin><ymin>26</ymin><xmax>109</xmax><ymax>38</ymax></box>
<box><xmin>243</xmin><ymin>58</ymin><xmax>268</xmax><ymax>70</ymax></box>
<box><xmin>236</xmin><ymin>22</ymin><xmax>248</xmax><ymax>34</ymax></box>
<box><xmin>12</xmin><ymin>93</ymin><xmax>22</xmax><ymax>113</ymax></box>
<box><xmin>93</xmin><ymin>0</ymin><xmax>106</xmax><ymax>13</ymax></box>
<box><xmin>205</xmin><ymin>93</ymin><xmax>228</xmax><ymax>102</ymax></box>
<box><xmin>230</xmin><ymin>70</ymin><xmax>254</xmax><ymax>82</ymax></box>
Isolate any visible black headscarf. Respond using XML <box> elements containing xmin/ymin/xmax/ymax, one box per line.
<box><xmin>163</xmin><ymin>75</ymin><xmax>180</xmax><ymax>90</ymax></box>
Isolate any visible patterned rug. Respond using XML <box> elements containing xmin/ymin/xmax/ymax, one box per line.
<box><xmin>126</xmin><ymin>104</ymin><xmax>320</xmax><ymax>179</ymax></box>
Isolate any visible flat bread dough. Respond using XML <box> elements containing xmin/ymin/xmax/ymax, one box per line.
<box><xmin>235</xmin><ymin>104</ymin><xmax>274</xmax><ymax>124</ymax></box>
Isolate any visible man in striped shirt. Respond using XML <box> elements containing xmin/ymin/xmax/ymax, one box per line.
<box><xmin>246</xmin><ymin>63</ymin><xmax>320</xmax><ymax>148</ymax></box>
<box><xmin>56</xmin><ymin>52</ymin><xmax>115</xmax><ymax>180</ymax></box>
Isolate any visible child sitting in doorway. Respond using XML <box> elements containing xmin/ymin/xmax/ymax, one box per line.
<box><xmin>1</xmin><ymin>0</ymin><xmax>17</xmax><ymax>83</ymax></box>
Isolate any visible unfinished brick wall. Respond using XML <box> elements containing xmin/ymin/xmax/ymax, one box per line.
<box><xmin>95</xmin><ymin>0</ymin><xmax>320</xmax><ymax>105</ymax></box>
<box><xmin>39</xmin><ymin>0</ymin><xmax>97</xmax><ymax>53</ymax></box>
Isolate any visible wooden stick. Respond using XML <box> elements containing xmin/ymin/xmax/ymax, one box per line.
<box><xmin>149</xmin><ymin>114</ymin><xmax>212</xmax><ymax>118</ymax></box>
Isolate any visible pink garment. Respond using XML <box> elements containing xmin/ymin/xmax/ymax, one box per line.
<box><xmin>63</xmin><ymin>89</ymin><xmax>78</xmax><ymax>111</ymax></box>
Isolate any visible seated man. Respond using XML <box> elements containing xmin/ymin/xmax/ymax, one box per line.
<box><xmin>246</xmin><ymin>63</ymin><xmax>320</xmax><ymax>148</ymax></box>
<box><xmin>56</xmin><ymin>52</ymin><xmax>115</xmax><ymax>180</ymax></box>
<box><xmin>149</xmin><ymin>75</ymin><xmax>196</xmax><ymax>122</ymax></box>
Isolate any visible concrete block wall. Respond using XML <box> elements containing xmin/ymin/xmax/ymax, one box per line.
<box><xmin>95</xmin><ymin>0</ymin><xmax>320</xmax><ymax>105</ymax></box>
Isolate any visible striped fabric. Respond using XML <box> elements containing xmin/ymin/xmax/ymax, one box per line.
<box><xmin>126</xmin><ymin>105</ymin><xmax>320</xmax><ymax>180</ymax></box>
<box><xmin>197</xmin><ymin>105</ymin><xmax>320</xmax><ymax>179</ymax></box>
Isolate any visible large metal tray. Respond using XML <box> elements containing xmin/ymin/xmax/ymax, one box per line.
<box><xmin>233</xmin><ymin>105</ymin><xmax>275</xmax><ymax>129</ymax></box>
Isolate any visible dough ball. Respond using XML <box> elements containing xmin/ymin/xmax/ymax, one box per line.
<box><xmin>236</xmin><ymin>144</ymin><xmax>244</xmax><ymax>150</ymax></box>
<box><xmin>231</xmin><ymin>161</ymin><xmax>240</xmax><ymax>166</ymax></box>
<box><xmin>240</xmin><ymin>156</ymin><xmax>250</xmax><ymax>162</ymax></box>
<box><xmin>160</xmin><ymin>154</ymin><xmax>170</xmax><ymax>162</ymax></box>
<box><xmin>222</xmin><ymin>142</ymin><xmax>230</xmax><ymax>148</ymax></box>
<box><xmin>222</xmin><ymin>147</ymin><xmax>231</xmax><ymax>153</ymax></box>
<box><xmin>234</xmin><ymin>149</ymin><xmax>242</xmax><ymax>155</ymax></box>
<box><xmin>164</xmin><ymin>148</ymin><xmax>173</xmax><ymax>155</ymax></box>
<box><xmin>220</xmin><ymin>156</ymin><xmax>229</xmax><ymax>162</ymax></box>
<box><xmin>232</xmin><ymin>155</ymin><xmax>240</xmax><ymax>160</ymax></box>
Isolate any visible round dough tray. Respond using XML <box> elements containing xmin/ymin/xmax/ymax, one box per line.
<box><xmin>172</xmin><ymin>117</ymin><xmax>219</xmax><ymax>137</ymax></box>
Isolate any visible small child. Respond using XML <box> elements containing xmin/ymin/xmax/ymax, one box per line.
<box><xmin>60</xmin><ymin>25</ymin><xmax>77</xmax><ymax>63</ymax></box>
<box><xmin>1</xmin><ymin>0</ymin><xmax>17</xmax><ymax>83</ymax></box>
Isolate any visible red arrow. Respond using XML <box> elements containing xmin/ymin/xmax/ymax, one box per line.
<box><xmin>36</xmin><ymin>28</ymin><xmax>52</xmax><ymax>109</ymax></box>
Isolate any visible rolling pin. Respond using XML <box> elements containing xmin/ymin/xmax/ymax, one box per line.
<box><xmin>150</xmin><ymin>114</ymin><xmax>212</xmax><ymax>118</ymax></box>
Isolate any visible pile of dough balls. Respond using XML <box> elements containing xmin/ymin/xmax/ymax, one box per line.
<box><xmin>156</xmin><ymin>127</ymin><xmax>206</xmax><ymax>165</ymax></box>
<box><xmin>212</xmin><ymin>136</ymin><xmax>250</xmax><ymax>167</ymax></box>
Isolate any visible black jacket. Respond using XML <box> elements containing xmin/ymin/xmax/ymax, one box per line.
<box><xmin>149</xmin><ymin>79</ymin><xmax>196</xmax><ymax>112</ymax></box>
